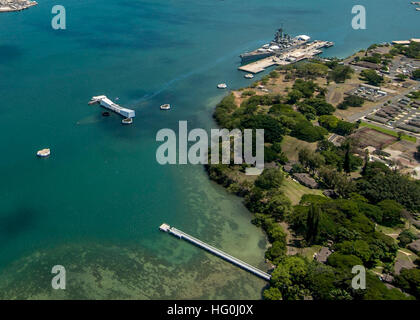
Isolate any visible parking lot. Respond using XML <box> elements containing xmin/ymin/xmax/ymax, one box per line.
<box><xmin>388</xmin><ymin>56</ymin><xmax>420</xmax><ymax>79</ymax></box>
<box><xmin>365</xmin><ymin>92</ymin><xmax>420</xmax><ymax>134</ymax></box>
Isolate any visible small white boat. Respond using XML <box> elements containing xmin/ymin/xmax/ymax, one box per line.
<box><xmin>160</xmin><ymin>104</ymin><xmax>171</xmax><ymax>110</ymax></box>
<box><xmin>37</xmin><ymin>148</ymin><xmax>51</xmax><ymax>158</ymax></box>
<box><xmin>244</xmin><ymin>74</ymin><xmax>254</xmax><ymax>79</ymax></box>
<box><xmin>122</xmin><ymin>118</ymin><xmax>133</xmax><ymax>125</ymax></box>
<box><xmin>217</xmin><ymin>83</ymin><xmax>228</xmax><ymax>89</ymax></box>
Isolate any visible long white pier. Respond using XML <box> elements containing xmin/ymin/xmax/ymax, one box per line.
<box><xmin>89</xmin><ymin>95</ymin><xmax>135</xmax><ymax>118</ymax></box>
<box><xmin>159</xmin><ymin>223</ymin><xmax>271</xmax><ymax>281</ymax></box>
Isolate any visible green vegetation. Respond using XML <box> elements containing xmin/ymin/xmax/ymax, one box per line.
<box><xmin>392</xmin><ymin>41</ymin><xmax>420</xmax><ymax>59</ymax></box>
<box><xmin>337</xmin><ymin>95</ymin><xmax>365</xmax><ymax>110</ymax></box>
<box><xmin>408</xmin><ymin>90</ymin><xmax>420</xmax><ymax>100</ymax></box>
<box><xmin>360</xmin><ymin>122</ymin><xmax>416</xmax><ymax>143</ymax></box>
<box><xmin>356</xmin><ymin>161</ymin><xmax>420</xmax><ymax>213</ymax></box>
<box><xmin>398</xmin><ymin>230</ymin><xmax>417</xmax><ymax>248</ymax></box>
<box><xmin>361</xmin><ymin>52</ymin><xmax>382</xmax><ymax>64</ymax></box>
<box><xmin>255</xmin><ymin>168</ymin><xmax>284</xmax><ymax>190</ymax></box>
<box><xmin>412</xmin><ymin>69</ymin><xmax>420</xmax><ymax>80</ymax></box>
<box><xmin>209</xmin><ymin>50</ymin><xmax>420</xmax><ymax>300</ymax></box>
<box><xmin>327</xmin><ymin>64</ymin><xmax>354</xmax><ymax>83</ymax></box>
<box><xmin>241</xmin><ymin>89</ymin><xmax>256</xmax><ymax>97</ymax></box>
<box><xmin>294</xmin><ymin>62</ymin><xmax>329</xmax><ymax>79</ymax></box>
<box><xmin>318</xmin><ymin>115</ymin><xmax>357</xmax><ymax>136</ymax></box>
<box><xmin>394</xmin><ymin>269</ymin><xmax>420</xmax><ymax>298</ymax></box>
<box><xmin>396</xmin><ymin>74</ymin><xmax>408</xmax><ymax>81</ymax></box>
<box><xmin>360</xmin><ymin>69</ymin><xmax>384</xmax><ymax>86</ymax></box>
<box><xmin>317</xmin><ymin>140</ymin><xmax>362</xmax><ymax>173</ymax></box>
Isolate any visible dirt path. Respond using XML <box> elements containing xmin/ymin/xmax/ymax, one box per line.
<box><xmin>280</xmin><ymin>221</ymin><xmax>302</xmax><ymax>255</ymax></box>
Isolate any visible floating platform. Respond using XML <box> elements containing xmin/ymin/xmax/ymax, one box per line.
<box><xmin>89</xmin><ymin>95</ymin><xmax>135</xmax><ymax>119</ymax></box>
<box><xmin>159</xmin><ymin>223</ymin><xmax>271</xmax><ymax>281</ymax></box>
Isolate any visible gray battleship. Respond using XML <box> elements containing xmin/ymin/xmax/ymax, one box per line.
<box><xmin>240</xmin><ymin>28</ymin><xmax>311</xmax><ymax>64</ymax></box>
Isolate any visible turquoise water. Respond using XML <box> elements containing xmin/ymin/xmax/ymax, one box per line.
<box><xmin>0</xmin><ymin>0</ymin><xmax>419</xmax><ymax>299</ymax></box>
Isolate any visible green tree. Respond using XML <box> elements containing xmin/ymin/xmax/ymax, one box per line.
<box><xmin>292</xmin><ymin>79</ymin><xmax>317</xmax><ymax>98</ymax></box>
<box><xmin>377</xmin><ymin>200</ymin><xmax>403</xmax><ymax>227</ymax></box>
<box><xmin>394</xmin><ymin>269</ymin><xmax>420</xmax><ymax>299</ymax></box>
<box><xmin>328</xmin><ymin>65</ymin><xmax>354</xmax><ymax>83</ymax></box>
<box><xmin>302</xmin><ymin>97</ymin><xmax>335</xmax><ymax>115</ymax></box>
<box><xmin>412</xmin><ymin>68</ymin><xmax>420</xmax><ymax>80</ymax></box>
<box><xmin>287</xmin><ymin>90</ymin><xmax>304</xmax><ymax>104</ymax></box>
<box><xmin>362</xmin><ymin>150</ymin><xmax>369</xmax><ymax>176</ymax></box>
<box><xmin>298</xmin><ymin>148</ymin><xmax>325</xmax><ymax>174</ymax></box>
<box><xmin>263</xmin><ymin>287</ymin><xmax>283</xmax><ymax>300</ymax></box>
<box><xmin>318</xmin><ymin>167</ymin><xmax>355</xmax><ymax>197</ymax></box>
<box><xmin>265</xmin><ymin>240</ymin><xmax>287</xmax><ymax>263</ymax></box>
<box><xmin>334</xmin><ymin>240</ymin><xmax>372</xmax><ymax>265</ymax></box>
<box><xmin>306</xmin><ymin>262</ymin><xmax>344</xmax><ymax>300</ymax></box>
<box><xmin>306</xmin><ymin>204</ymin><xmax>321</xmax><ymax>244</ymax></box>
<box><xmin>327</xmin><ymin>253</ymin><xmax>363</xmax><ymax>271</ymax></box>
<box><xmin>268</xmin><ymin>193</ymin><xmax>291</xmax><ymax>219</ymax></box>
<box><xmin>255</xmin><ymin>168</ymin><xmax>284</xmax><ymax>190</ymax></box>
<box><xmin>240</xmin><ymin>115</ymin><xmax>286</xmax><ymax>143</ymax></box>
<box><xmin>271</xmin><ymin>256</ymin><xmax>309</xmax><ymax>300</ymax></box>
<box><xmin>343</xmin><ymin>143</ymin><xmax>351</xmax><ymax>174</ymax></box>
<box><xmin>397</xmin><ymin>230</ymin><xmax>416</xmax><ymax>248</ymax></box>
<box><xmin>360</xmin><ymin>69</ymin><xmax>384</xmax><ymax>86</ymax></box>
<box><xmin>364</xmin><ymin>272</ymin><xmax>413</xmax><ymax>300</ymax></box>
<box><xmin>291</xmin><ymin>120</ymin><xmax>327</xmax><ymax>142</ymax></box>
<box><xmin>356</xmin><ymin>169</ymin><xmax>420</xmax><ymax>212</ymax></box>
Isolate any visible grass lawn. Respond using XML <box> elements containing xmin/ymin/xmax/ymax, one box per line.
<box><xmin>396</xmin><ymin>248</ymin><xmax>417</xmax><ymax>263</ymax></box>
<box><xmin>281</xmin><ymin>136</ymin><xmax>318</xmax><ymax>162</ymax></box>
<box><xmin>360</xmin><ymin>122</ymin><xmax>417</xmax><ymax>143</ymax></box>
<box><xmin>282</xmin><ymin>175</ymin><xmax>324</xmax><ymax>205</ymax></box>
<box><xmin>300</xmin><ymin>245</ymin><xmax>322</xmax><ymax>260</ymax></box>
<box><xmin>375</xmin><ymin>225</ymin><xmax>402</xmax><ymax>238</ymax></box>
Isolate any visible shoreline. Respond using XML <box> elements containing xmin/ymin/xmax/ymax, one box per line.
<box><xmin>206</xmin><ymin>39</ymin><xmax>420</xmax><ymax>299</ymax></box>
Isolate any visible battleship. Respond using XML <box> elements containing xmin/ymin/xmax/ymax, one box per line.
<box><xmin>240</xmin><ymin>28</ymin><xmax>315</xmax><ymax>64</ymax></box>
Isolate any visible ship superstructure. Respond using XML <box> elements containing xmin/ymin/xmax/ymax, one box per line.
<box><xmin>240</xmin><ymin>28</ymin><xmax>311</xmax><ymax>64</ymax></box>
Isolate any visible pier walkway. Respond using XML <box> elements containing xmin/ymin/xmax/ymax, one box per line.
<box><xmin>89</xmin><ymin>95</ymin><xmax>135</xmax><ymax>118</ymax></box>
<box><xmin>159</xmin><ymin>223</ymin><xmax>271</xmax><ymax>281</ymax></box>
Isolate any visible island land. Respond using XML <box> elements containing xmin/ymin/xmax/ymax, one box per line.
<box><xmin>207</xmin><ymin>40</ymin><xmax>420</xmax><ymax>300</ymax></box>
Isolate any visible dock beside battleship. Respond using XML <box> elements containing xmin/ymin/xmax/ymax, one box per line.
<box><xmin>159</xmin><ymin>223</ymin><xmax>272</xmax><ymax>281</ymax></box>
<box><xmin>239</xmin><ymin>40</ymin><xmax>334</xmax><ymax>74</ymax></box>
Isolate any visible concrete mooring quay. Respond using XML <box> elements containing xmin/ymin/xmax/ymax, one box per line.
<box><xmin>159</xmin><ymin>223</ymin><xmax>272</xmax><ymax>281</ymax></box>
